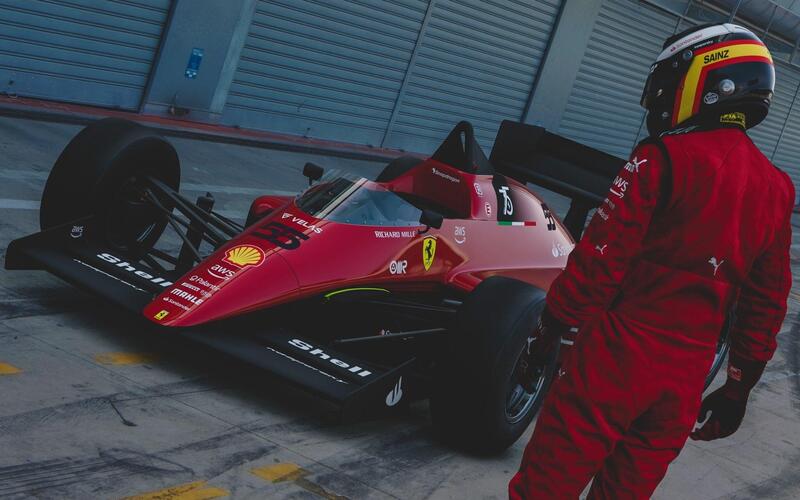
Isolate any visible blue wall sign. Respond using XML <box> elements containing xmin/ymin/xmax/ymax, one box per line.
<box><xmin>185</xmin><ymin>48</ymin><xmax>204</xmax><ymax>79</ymax></box>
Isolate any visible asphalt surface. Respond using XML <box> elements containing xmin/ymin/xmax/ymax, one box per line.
<box><xmin>1</xmin><ymin>115</ymin><xmax>800</xmax><ymax>499</ymax></box>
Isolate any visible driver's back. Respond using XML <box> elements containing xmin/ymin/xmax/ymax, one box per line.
<box><xmin>624</xmin><ymin>127</ymin><xmax>794</xmax><ymax>359</ymax></box>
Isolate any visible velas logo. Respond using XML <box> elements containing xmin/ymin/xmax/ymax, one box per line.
<box><xmin>281</xmin><ymin>212</ymin><xmax>323</xmax><ymax>234</ymax></box>
<box><xmin>223</xmin><ymin>245</ymin><xmax>265</xmax><ymax>267</ymax></box>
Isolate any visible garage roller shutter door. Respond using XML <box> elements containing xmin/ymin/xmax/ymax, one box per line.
<box><xmin>223</xmin><ymin>0</ymin><xmax>429</xmax><ymax>147</ymax></box>
<box><xmin>558</xmin><ymin>0</ymin><xmax>800</xmax><ymax>198</ymax></box>
<box><xmin>0</xmin><ymin>0</ymin><xmax>171</xmax><ymax>110</ymax></box>
<box><xmin>557</xmin><ymin>0</ymin><xmax>675</xmax><ymax>159</ymax></box>
<box><xmin>763</xmin><ymin>63</ymin><xmax>800</xmax><ymax>196</ymax></box>
<box><xmin>746</xmin><ymin>64</ymin><xmax>796</xmax><ymax>158</ymax></box>
<box><xmin>382</xmin><ymin>0</ymin><xmax>562</xmax><ymax>152</ymax></box>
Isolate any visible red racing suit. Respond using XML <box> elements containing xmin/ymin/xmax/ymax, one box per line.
<box><xmin>510</xmin><ymin>125</ymin><xmax>794</xmax><ymax>499</ymax></box>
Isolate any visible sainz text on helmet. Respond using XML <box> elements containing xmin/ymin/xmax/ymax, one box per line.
<box><xmin>641</xmin><ymin>23</ymin><xmax>775</xmax><ymax>136</ymax></box>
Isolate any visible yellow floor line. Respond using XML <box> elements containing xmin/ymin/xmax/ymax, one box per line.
<box><xmin>0</xmin><ymin>362</ymin><xmax>21</xmax><ymax>375</ymax></box>
<box><xmin>251</xmin><ymin>463</ymin><xmax>306</xmax><ymax>483</ymax></box>
<box><xmin>94</xmin><ymin>352</ymin><xmax>158</xmax><ymax>366</ymax></box>
<box><xmin>121</xmin><ymin>480</ymin><xmax>228</xmax><ymax>500</ymax></box>
<box><xmin>251</xmin><ymin>463</ymin><xmax>348</xmax><ymax>499</ymax></box>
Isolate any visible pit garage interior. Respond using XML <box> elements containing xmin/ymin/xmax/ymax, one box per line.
<box><xmin>2</xmin><ymin>0</ymin><xmax>800</xmax><ymax>498</ymax></box>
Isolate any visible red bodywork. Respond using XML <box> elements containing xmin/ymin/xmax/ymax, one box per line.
<box><xmin>144</xmin><ymin>158</ymin><xmax>574</xmax><ymax>327</ymax></box>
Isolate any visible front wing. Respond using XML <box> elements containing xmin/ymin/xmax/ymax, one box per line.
<box><xmin>188</xmin><ymin>328</ymin><xmax>417</xmax><ymax>417</ymax></box>
<box><xmin>5</xmin><ymin>219</ymin><xmax>419</xmax><ymax>415</ymax></box>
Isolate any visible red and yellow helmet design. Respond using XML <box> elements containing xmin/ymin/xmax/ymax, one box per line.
<box><xmin>641</xmin><ymin>24</ymin><xmax>775</xmax><ymax>136</ymax></box>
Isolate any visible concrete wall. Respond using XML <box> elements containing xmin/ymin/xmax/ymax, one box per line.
<box><xmin>521</xmin><ymin>0</ymin><xmax>604</xmax><ymax>131</ymax></box>
<box><xmin>142</xmin><ymin>0</ymin><xmax>257</xmax><ymax>120</ymax></box>
<box><xmin>138</xmin><ymin>0</ymin><xmax>586</xmax><ymax>132</ymax></box>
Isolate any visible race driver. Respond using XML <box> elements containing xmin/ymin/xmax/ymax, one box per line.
<box><xmin>510</xmin><ymin>23</ymin><xmax>794</xmax><ymax>498</ymax></box>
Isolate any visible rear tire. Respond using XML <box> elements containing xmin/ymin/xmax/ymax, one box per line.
<box><xmin>430</xmin><ymin>276</ymin><xmax>558</xmax><ymax>453</ymax></box>
<box><xmin>40</xmin><ymin>118</ymin><xmax>180</xmax><ymax>255</ymax></box>
<box><xmin>375</xmin><ymin>155</ymin><xmax>424</xmax><ymax>182</ymax></box>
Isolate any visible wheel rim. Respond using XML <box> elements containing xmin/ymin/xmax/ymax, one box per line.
<box><xmin>505</xmin><ymin>347</ymin><xmax>547</xmax><ymax>424</ymax></box>
<box><xmin>705</xmin><ymin>327</ymin><xmax>730</xmax><ymax>388</ymax></box>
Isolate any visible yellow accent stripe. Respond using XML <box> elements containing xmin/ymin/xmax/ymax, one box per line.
<box><xmin>122</xmin><ymin>480</ymin><xmax>229</xmax><ymax>500</ymax></box>
<box><xmin>250</xmin><ymin>463</ymin><xmax>346</xmax><ymax>500</ymax></box>
<box><xmin>0</xmin><ymin>362</ymin><xmax>21</xmax><ymax>375</ymax></box>
<box><xmin>94</xmin><ymin>352</ymin><xmax>158</xmax><ymax>365</ymax></box>
<box><xmin>323</xmin><ymin>287</ymin><xmax>389</xmax><ymax>300</ymax></box>
<box><xmin>251</xmin><ymin>463</ymin><xmax>306</xmax><ymax>483</ymax></box>
<box><xmin>678</xmin><ymin>43</ymin><xmax>773</xmax><ymax>124</ymax></box>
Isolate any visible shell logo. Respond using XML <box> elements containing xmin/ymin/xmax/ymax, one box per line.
<box><xmin>223</xmin><ymin>245</ymin><xmax>265</xmax><ymax>267</ymax></box>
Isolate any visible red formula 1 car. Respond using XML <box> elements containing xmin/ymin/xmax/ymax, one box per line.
<box><xmin>5</xmin><ymin>119</ymin><xmax>729</xmax><ymax>452</ymax></box>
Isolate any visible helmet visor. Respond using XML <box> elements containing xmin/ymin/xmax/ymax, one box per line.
<box><xmin>641</xmin><ymin>58</ymin><xmax>682</xmax><ymax>110</ymax></box>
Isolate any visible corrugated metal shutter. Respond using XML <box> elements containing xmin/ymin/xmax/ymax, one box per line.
<box><xmin>383</xmin><ymin>0</ymin><xmax>563</xmax><ymax>153</ymax></box>
<box><xmin>223</xmin><ymin>0</ymin><xmax>429</xmax><ymax>146</ymax></box>
<box><xmin>557</xmin><ymin>0</ymin><xmax>675</xmax><ymax>159</ymax></box>
<box><xmin>763</xmin><ymin>63</ymin><xmax>800</xmax><ymax>194</ymax></box>
<box><xmin>748</xmin><ymin>63</ymin><xmax>797</xmax><ymax>160</ymax></box>
<box><xmin>558</xmin><ymin>0</ymin><xmax>800</xmax><ymax>198</ymax></box>
<box><xmin>0</xmin><ymin>0</ymin><xmax>171</xmax><ymax>110</ymax></box>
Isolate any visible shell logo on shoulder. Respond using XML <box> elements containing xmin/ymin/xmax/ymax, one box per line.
<box><xmin>223</xmin><ymin>245</ymin><xmax>265</xmax><ymax>268</ymax></box>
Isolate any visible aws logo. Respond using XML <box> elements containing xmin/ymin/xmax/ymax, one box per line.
<box><xmin>208</xmin><ymin>263</ymin><xmax>237</xmax><ymax>280</ymax></box>
<box><xmin>702</xmin><ymin>49</ymin><xmax>729</xmax><ymax>64</ymax></box>
<box><xmin>207</xmin><ymin>245</ymin><xmax>266</xmax><ymax>280</ymax></box>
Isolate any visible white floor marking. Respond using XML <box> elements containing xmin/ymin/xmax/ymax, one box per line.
<box><xmin>0</xmin><ymin>199</ymin><xmax>39</xmax><ymax>209</ymax></box>
<box><xmin>1</xmin><ymin>169</ymin><xmax>296</xmax><ymax>197</ymax></box>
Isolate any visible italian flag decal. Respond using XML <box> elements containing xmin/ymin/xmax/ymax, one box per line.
<box><xmin>498</xmin><ymin>221</ymin><xmax>536</xmax><ymax>226</ymax></box>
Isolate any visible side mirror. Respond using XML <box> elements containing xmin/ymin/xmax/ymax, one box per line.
<box><xmin>303</xmin><ymin>162</ymin><xmax>324</xmax><ymax>186</ymax></box>
<box><xmin>419</xmin><ymin>209</ymin><xmax>444</xmax><ymax>233</ymax></box>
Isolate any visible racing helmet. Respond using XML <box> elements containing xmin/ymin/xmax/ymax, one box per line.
<box><xmin>641</xmin><ymin>23</ymin><xmax>775</xmax><ymax>136</ymax></box>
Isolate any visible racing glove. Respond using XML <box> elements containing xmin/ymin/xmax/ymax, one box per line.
<box><xmin>518</xmin><ymin>307</ymin><xmax>567</xmax><ymax>393</ymax></box>
<box><xmin>690</xmin><ymin>353</ymin><xmax>767</xmax><ymax>441</ymax></box>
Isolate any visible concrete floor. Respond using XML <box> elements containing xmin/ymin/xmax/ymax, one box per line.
<box><xmin>1</xmin><ymin>116</ymin><xmax>799</xmax><ymax>499</ymax></box>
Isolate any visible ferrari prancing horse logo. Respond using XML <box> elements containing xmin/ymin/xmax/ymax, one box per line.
<box><xmin>422</xmin><ymin>236</ymin><xmax>437</xmax><ymax>271</ymax></box>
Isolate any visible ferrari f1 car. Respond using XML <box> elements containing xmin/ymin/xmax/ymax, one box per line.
<box><xmin>5</xmin><ymin>119</ymin><xmax>729</xmax><ymax>452</ymax></box>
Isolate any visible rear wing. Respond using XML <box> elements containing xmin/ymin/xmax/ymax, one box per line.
<box><xmin>490</xmin><ymin>120</ymin><xmax>625</xmax><ymax>240</ymax></box>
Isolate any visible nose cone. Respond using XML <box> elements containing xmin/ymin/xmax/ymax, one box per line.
<box><xmin>143</xmin><ymin>248</ymin><xmax>299</xmax><ymax>327</ymax></box>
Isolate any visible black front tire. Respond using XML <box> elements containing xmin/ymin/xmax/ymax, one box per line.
<box><xmin>430</xmin><ymin>276</ymin><xmax>558</xmax><ymax>454</ymax></box>
<box><xmin>40</xmin><ymin>118</ymin><xmax>180</xmax><ymax>255</ymax></box>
